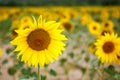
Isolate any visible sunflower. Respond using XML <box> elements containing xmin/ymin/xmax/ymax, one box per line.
<box><xmin>88</xmin><ymin>21</ymin><xmax>101</xmax><ymax>36</ymax></box>
<box><xmin>80</xmin><ymin>14</ymin><xmax>93</xmax><ymax>26</ymax></box>
<box><xmin>11</xmin><ymin>19</ymin><xmax>20</xmax><ymax>39</ymax></box>
<box><xmin>20</xmin><ymin>16</ymin><xmax>33</xmax><ymax>24</ymax></box>
<box><xmin>95</xmin><ymin>33</ymin><xmax>120</xmax><ymax>63</ymax></box>
<box><xmin>101</xmin><ymin>20</ymin><xmax>114</xmax><ymax>31</ymax></box>
<box><xmin>98</xmin><ymin>20</ymin><xmax>115</xmax><ymax>37</ymax></box>
<box><xmin>100</xmin><ymin>10</ymin><xmax>109</xmax><ymax>21</ymax></box>
<box><xmin>88</xmin><ymin>43</ymin><xmax>96</xmax><ymax>53</ymax></box>
<box><xmin>0</xmin><ymin>48</ymin><xmax>2</xmax><ymax>57</ymax></box>
<box><xmin>11</xmin><ymin>16</ymin><xmax>67</xmax><ymax>67</ymax></box>
<box><xmin>60</xmin><ymin>20</ymin><xmax>74</xmax><ymax>32</ymax></box>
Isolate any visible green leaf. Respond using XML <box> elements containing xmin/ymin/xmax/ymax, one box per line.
<box><xmin>21</xmin><ymin>68</ymin><xmax>32</xmax><ymax>75</ymax></box>
<box><xmin>68</xmin><ymin>52</ymin><xmax>74</xmax><ymax>58</ymax></box>
<box><xmin>114</xmin><ymin>73</ymin><xmax>120</xmax><ymax>79</ymax></box>
<box><xmin>49</xmin><ymin>69</ymin><xmax>57</xmax><ymax>76</ymax></box>
<box><xmin>2</xmin><ymin>59</ymin><xmax>8</xmax><ymax>64</ymax></box>
<box><xmin>85</xmin><ymin>56</ymin><xmax>90</xmax><ymax>62</ymax></box>
<box><xmin>59</xmin><ymin>58</ymin><xmax>67</xmax><ymax>66</ymax></box>
<box><xmin>104</xmin><ymin>65</ymin><xmax>116</xmax><ymax>76</ymax></box>
<box><xmin>6</xmin><ymin>47</ymin><xmax>14</xmax><ymax>54</ymax></box>
<box><xmin>81</xmin><ymin>49</ymin><xmax>85</xmax><ymax>54</ymax></box>
<box><xmin>8</xmin><ymin>67</ymin><xmax>17</xmax><ymax>75</ymax></box>
<box><xmin>41</xmin><ymin>75</ymin><xmax>46</xmax><ymax>80</ymax></box>
<box><xmin>15</xmin><ymin>61</ymin><xmax>24</xmax><ymax>69</ymax></box>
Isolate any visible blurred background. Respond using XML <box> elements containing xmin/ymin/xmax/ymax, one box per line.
<box><xmin>0</xmin><ymin>0</ymin><xmax>120</xmax><ymax>80</ymax></box>
<box><xmin>0</xmin><ymin>0</ymin><xmax>120</xmax><ymax>6</ymax></box>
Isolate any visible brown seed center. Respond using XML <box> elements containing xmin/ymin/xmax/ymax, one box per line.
<box><xmin>93</xmin><ymin>26</ymin><xmax>97</xmax><ymax>30</ymax></box>
<box><xmin>102</xmin><ymin>41</ymin><xmax>114</xmax><ymax>53</ymax></box>
<box><xmin>105</xmin><ymin>23</ymin><xmax>109</xmax><ymax>27</ymax></box>
<box><xmin>63</xmin><ymin>22</ymin><xmax>72</xmax><ymax>31</ymax></box>
<box><xmin>27</xmin><ymin>29</ymin><xmax>50</xmax><ymax>51</ymax></box>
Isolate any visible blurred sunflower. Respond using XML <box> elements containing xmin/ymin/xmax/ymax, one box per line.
<box><xmin>111</xmin><ymin>9</ymin><xmax>119</xmax><ymax>18</ymax></box>
<box><xmin>0</xmin><ymin>48</ymin><xmax>2</xmax><ymax>57</ymax></box>
<box><xmin>80</xmin><ymin>14</ymin><xmax>93</xmax><ymax>26</ymax></box>
<box><xmin>11</xmin><ymin>15</ymin><xmax>67</xmax><ymax>67</ymax></box>
<box><xmin>101</xmin><ymin>20</ymin><xmax>114</xmax><ymax>31</ymax></box>
<box><xmin>95</xmin><ymin>33</ymin><xmax>120</xmax><ymax>63</ymax></box>
<box><xmin>100</xmin><ymin>10</ymin><xmax>109</xmax><ymax>21</ymax></box>
<box><xmin>99</xmin><ymin>20</ymin><xmax>115</xmax><ymax>36</ymax></box>
<box><xmin>20</xmin><ymin>16</ymin><xmax>33</xmax><ymax>24</ymax></box>
<box><xmin>88</xmin><ymin>21</ymin><xmax>101</xmax><ymax>36</ymax></box>
<box><xmin>88</xmin><ymin>43</ymin><xmax>96</xmax><ymax>53</ymax></box>
<box><xmin>60</xmin><ymin>20</ymin><xmax>74</xmax><ymax>32</ymax></box>
<box><xmin>0</xmin><ymin>12</ymin><xmax>9</xmax><ymax>21</ymax></box>
<box><xmin>59</xmin><ymin>12</ymin><xmax>70</xmax><ymax>21</ymax></box>
<box><xmin>11</xmin><ymin>19</ymin><xmax>20</xmax><ymax>39</ymax></box>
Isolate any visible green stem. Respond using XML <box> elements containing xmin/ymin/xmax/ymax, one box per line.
<box><xmin>38</xmin><ymin>65</ymin><xmax>41</xmax><ymax>80</ymax></box>
<box><xmin>101</xmin><ymin>63</ymin><xmax>104</xmax><ymax>80</ymax></box>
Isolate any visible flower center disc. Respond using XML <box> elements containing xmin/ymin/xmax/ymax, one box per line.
<box><xmin>63</xmin><ymin>22</ymin><xmax>72</xmax><ymax>31</ymax></box>
<box><xmin>93</xmin><ymin>26</ymin><xmax>97</xmax><ymax>30</ymax></box>
<box><xmin>27</xmin><ymin>29</ymin><xmax>50</xmax><ymax>51</ymax></box>
<box><xmin>102</xmin><ymin>41</ymin><xmax>114</xmax><ymax>53</ymax></box>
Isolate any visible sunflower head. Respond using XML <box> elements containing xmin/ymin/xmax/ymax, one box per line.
<box><xmin>95</xmin><ymin>33</ymin><xmax>120</xmax><ymax>63</ymax></box>
<box><xmin>60</xmin><ymin>20</ymin><xmax>74</xmax><ymax>32</ymax></box>
<box><xmin>88</xmin><ymin>43</ymin><xmax>96</xmax><ymax>53</ymax></box>
<box><xmin>88</xmin><ymin>21</ymin><xmax>101</xmax><ymax>36</ymax></box>
<box><xmin>20</xmin><ymin>16</ymin><xmax>33</xmax><ymax>24</ymax></box>
<box><xmin>0</xmin><ymin>48</ymin><xmax>2</xmax><ymax>57</ymax></box>
<box><xmin>11</xmin><ymin>15</ymin><xmax>67</xmax><ymax>67</ymax></box>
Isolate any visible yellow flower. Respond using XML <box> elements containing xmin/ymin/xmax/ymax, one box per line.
<box><xmin>11</xmin><ymin>16</ymin><xmax>67</xmax><ymax>67</ymax></box>
<box><xmin>20</xmin><ymin>16</ymin><xmax>33</xmax><ymax>24</ymax></box>
<box><xmin>60</xmin><ymin>20</ymin><xmax>74</xmax><ymax>32</ymax></box>
<box><xmin>0</xmin><ymin>48</ymin><xmax>2</xmax><ymax>57</ymax></box>
<box><xmin>95</xmin><ymin>33</ymin><xmax>120</xmax><ymax>63</ymax></box>
<box><xmin>111</xmin><ymin>9</ymin><xmax>119</xmax><ymax>18</ymax></box>
<box><xmin>101</xmin><ymin>20</ymin><xmax>114</xmax><ymax>31</ymax></box>
<box><xmin>98</xmin><ymin>20</ymin><xmax>115</xmax><ymax>37</ymax></box>
<box><xmin>80</xmin><ymin>14</ymin><xmax>93</xmax><ymax>26</ymax></box>
<box><xmin>59</xmin><ymin>11</ymin><xmax>70</xmax><ymax>21</ymax></box>
<box><xmin>88</xmin><ymin>21</ymin><xmax>101</xmax><ymax>36</ymax></box>
<box><xmin>100</xmin><ymin>10</ymin><xmax>109</xmax><ymax>21</ymax></box>
<box><xmin>88</xmin><ymin>43</ymin><xmax>96</xmax><ymax>53</ymax></box>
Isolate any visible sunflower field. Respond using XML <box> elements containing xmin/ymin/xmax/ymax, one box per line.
<box><xmin>0</xmin><ymin>2</ymin><xmax>120</xmax><ymax>80</ymax></box>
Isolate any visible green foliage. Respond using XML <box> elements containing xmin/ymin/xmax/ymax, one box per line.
<box><xmin>85</xmin><ymin>56</ymin><xmax>90</xmax><ymax>62</ymax></box>
<box><xmin>68</xmin><ymin>52</ymin><xmax>74</xmax><ymax>58</ymax></box>
<box><xmin>41</xmin><ymin>75</ymin><xmax>46</xmax><ymax>80</ymax></box>
<box><xmin>15</xmin><ymin>61</ymin><xmax>24</xmax><ymax>69</ymax></box>
<box><xmin>104</xmin><ymin>65</ymin><xmax>116</xmax><ymax>76</ymax></box>
<box><xmin>49</xmin><ymin>69</ymin><xmax>57</xmax><ymax>76</ymax></box>
<box><xmin>59</xmin><ymin>58</ymin><xmax>67</xmax><ymax>66</ymax></box>
<box><xmin>0</xmin><ymin>18</ymin><xmax>12</xmax><ymax>44</ymax></box>
<box><xmin>2</xmin><ymin>59</ymin><xmax>8</xmax><ymax>64</ymax></box>
<box><xmin>81</xmin><ymin>49</ymin><xmax>86</xmax><ymax>54</ymax></box>
<box><xmin>6</xmin><ymin>47</ymin><xmax>14</xmax><ymax>54</ymax></box>
<box><xmin>8</xmin><ymin>66</ymin><xmax>17</xmax><ymax>75</ymax></box>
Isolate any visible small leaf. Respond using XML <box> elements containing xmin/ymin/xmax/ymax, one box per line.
<box><xmin>104</xmin><ymin>65</ymin><xmax>116</xmax><ymax>76</ymax></box>
<box><xmin>59</xmin><ymin>58</ymin><xmax>67</xmax><ymax>66</ymax></box>
<box><xmin>91</xmin><ymin>58</ymin><xmax>100</xmax><ymax>66</ymax></box>
<box><xmin>114</xmin><ymin>73</ymin><xmax>120</xmax><ymax>79</ymax></box>
<box><xmin>6</xmin><ymin>47</ymin><xmax>14</xmax><ymax>54</ymax></box>
<box><xmin>2</xmin><ymin>59</ymin><xmax>8</xmax><ymax>64</ymax></box>
<box><xmin>85</xmin><ymin>56</ymin><xmax>90</xmax><ymax>62</ymax></box>
<box><xmin>68</xmin><ymin>52</ymin><xmax>74</xmax><ymax>58</ymax></box>
<box><xmin>41</xmin><ymin>75</ymin><xmax>46</xmax><ymax>80</ymax></box>
<box><xmin>49</xmin><ymin>69</ymin><xmax>57</xmax><ymax>76</ymax></box>
<box><xmin>8</xmin><ymin>67</ymin><xmax>17</xmax><ymax>75</ymax></box>
<box><xmin>81</xmin><ymin>49</ymin><xmax>85</xmax><ymax>54</ymax></box>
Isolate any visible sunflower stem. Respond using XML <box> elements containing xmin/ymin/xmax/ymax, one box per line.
<box><xmin>38</xmin><ymin>65</ymin><xmax>41</xmax><ymax>80</ymax></box>
<box><xmin>101</xmin><ymin>63</ymin><xmax>104</xmax><ymax>80</ymax></box>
